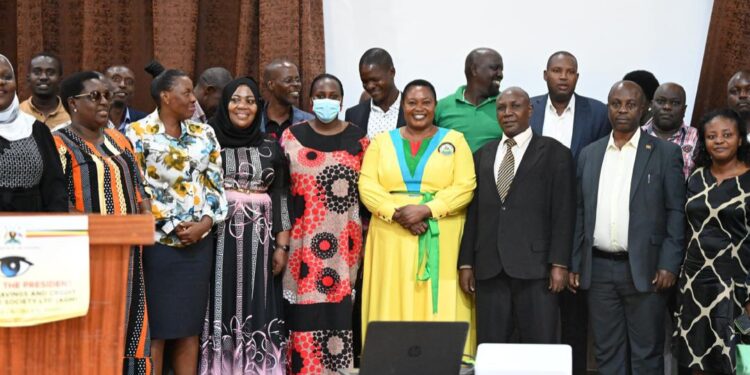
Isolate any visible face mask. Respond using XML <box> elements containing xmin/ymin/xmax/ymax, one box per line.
<box><xmin>312</xmin><ymin>99</ymin><xmax>341</xmax><ymax>123</ymax></box>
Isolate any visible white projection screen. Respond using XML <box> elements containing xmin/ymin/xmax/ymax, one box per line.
<box><xmin>323</xmin><ymin>0</ymin><xmax>714</xmax><ymax>122</ymax></box>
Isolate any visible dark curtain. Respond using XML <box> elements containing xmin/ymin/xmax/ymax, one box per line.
<box><xmin>1</xmin><ymin>0</ymin><xmax>325</xmax><ymax>113</ymax></box>
<box><xmin>692</xmin><ymin>0</ymin><xmax>750</xmax><ymax>125</ymax></box>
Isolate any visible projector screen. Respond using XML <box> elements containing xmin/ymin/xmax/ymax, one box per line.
<box><xmin>323</xmin><ymin>0</ymin><xmax>714</xmax><ymax>122</ymax></box>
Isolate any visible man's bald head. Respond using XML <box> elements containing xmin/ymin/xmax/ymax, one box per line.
<box><xmin>651</xmin><ymin>82</ymin><xmax>687</xmax><ymax>132</ymax></box>
<box><xmin>263</xmin><ymin>59</ymin><xmax>298</xmax><ymax>83</ymax></box>
<box><xmin>608</xmin><ymin>80</ymin><xmax>646</xmax><ymax>134</ymax></box>
<box><xmin>728</xmin><ymin>70</ymin><xmax>750</xmax><ymax>119</ymax></box>
<box><xmin>263</xmin><ymin>58</ymin><xmax>302</xmax><ymax>106</ymax></box>
<box><xmin>496</xmin><ymin>86</ymin><xmax>532</xmax><ymax>137</ymax></box>
<box><xmin>194</xmin><ymin>66</ymin><xmax>233</xmax><ymax>119</ymax></box>
<box><xmin>464</xmin><ymin>48</ymin><xmax>503</xmax><ymax>98</ymax></box>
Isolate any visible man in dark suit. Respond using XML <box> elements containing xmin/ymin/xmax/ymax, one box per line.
<box><xmin>458</xmin><ymin>87</ymin><xmax>575</xmax><ymax>344</ymax></box>
<box><xmin>105</xmin><ymin>65</ymin><xmax>148</xmax><ymax>133</ymax></box>
<box><xmin>344</xmin><ymin>48</ymin><xmax>405</xmax><ymax>139</ymax></box>
<box><xmin>529</xmin><ymin>51</ymin><xmax>610</xmax><ymax>160</ymax></box>
<box><xmin>569</xmin><ymin>81</ymin><xmax>685</xmax><ymax>375</ymax></box>
<box><xmin>528</xmin><ymin>51</ymin><xmax>610</xmax><ymax>374</ymax></box>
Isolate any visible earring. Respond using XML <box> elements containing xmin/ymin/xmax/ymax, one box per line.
<box><xmin>73</xmin><ymin>108</ymin><xmax>77</xmax><ymax>113</ymax></box>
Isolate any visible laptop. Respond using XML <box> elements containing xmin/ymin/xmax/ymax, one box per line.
<box><xmin>358</xmin><ymin>321</ymin><xmax>469</xmax><ymax>375</ymax></box>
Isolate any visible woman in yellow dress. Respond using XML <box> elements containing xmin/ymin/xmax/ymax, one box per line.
<box><xmin>358</xmin><ymin>79</ymin><xmax>477</xmax><ymax>355</ymax></box>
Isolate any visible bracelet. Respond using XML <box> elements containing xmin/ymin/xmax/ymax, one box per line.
<box><xmin>276</xmin><ymin>244</ymin><xmax>290</xmax><ymax>252</ymax></box>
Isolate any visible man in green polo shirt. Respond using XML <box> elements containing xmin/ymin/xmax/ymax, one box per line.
<box><xmin>435</xmin><ymin>48</ymin><xmax>504</xmax><ymax>152</ymax></box>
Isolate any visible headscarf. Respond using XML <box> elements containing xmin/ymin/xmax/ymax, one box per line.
<box><xmin>0</xmin><ymin>54</ymin><xmax>34</xmax><ymax>142</ymax></box>
<box><xmin>208</xmin><ymin>77</ymin><xmax>264</xmax><ymax>148</ymax></box>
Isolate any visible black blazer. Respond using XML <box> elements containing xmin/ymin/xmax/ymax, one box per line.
<box><xmin>529</xmin><ymin>94</ymin><xmax>610</xmax><ymax>161</ymax></box>
<box><xmin>344</xmin><ymin>100</ymin><xmax>406</xmax><ymax>134</ymax></box>
<box><xmin>458</xmin><ymin>132</ymin><xmax>576</xmax><ymax>280</ymax></box>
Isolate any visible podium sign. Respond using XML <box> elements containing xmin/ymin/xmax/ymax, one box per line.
<box><xmin>0</xmin><ymin>214</ymin><xmax>154</xmax><ymax>375</ymax></box>
<box><xmin>0</xmin><ymin>216</ymin><xmax>90</xmax><ymax>327</ymax></box>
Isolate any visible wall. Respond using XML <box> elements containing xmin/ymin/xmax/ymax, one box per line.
<box><xmin>323</xmin><ymin>0</ymin><xmax>714</xmax><ymax>123</ymax></box>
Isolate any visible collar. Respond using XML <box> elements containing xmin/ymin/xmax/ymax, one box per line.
<box><xmin>455</xmin><ymin>85</ymin><xmax>496</xmax><ymax>107</ymax></box>
<box><xmin>641</xmin><ymin>118</ymin><xmax>689</xmax><ymax>140</ymax></box>
<box><xmin>500</xmin><ymin>126</ymin><xmax>533</xmax><ymax>148</ymax></box>
<box><xmin>28</xmin><ymin>96</ymin><xmax>65</xmax><ymax>117</ymax></box>
<box><xmin>607</xmin><ymin>129</ymin><xmax>641</xmax><ymax>150</ymax></box>
<box><xmin>370</xmin><ymin>92</ymin><xmax>401</xmax><ymax>114</ymax></box>
<box><xmin>147</xmin><ymin>110</ymin><xmax>201</xmax><ymax>138</ymax></box>
<box><xmin>546</xmin><ymin>94</ymin><xmax>575</xmax><ymax>116</ymax></box>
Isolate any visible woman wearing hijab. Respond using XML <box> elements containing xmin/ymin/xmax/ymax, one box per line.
<box><xmin>200</xmin><ymin>77</ymin><xmax>291</xmax><ymax>375</ymax></box>
<box><xmin>0</xmin><ymin>54</ymin><xmax>66</xmax><ymax>212</ymax></box>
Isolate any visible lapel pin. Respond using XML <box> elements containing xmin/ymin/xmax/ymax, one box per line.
<box><xmin>645</xmin><ymin>143</ymin><xmax>652</xmax><ymax>150</ymax></box>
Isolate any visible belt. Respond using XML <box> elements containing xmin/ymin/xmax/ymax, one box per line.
<box><xmin>592</xmin><ymin>247</ymin><xmax>629</xmax><ymax>261</ymax></box>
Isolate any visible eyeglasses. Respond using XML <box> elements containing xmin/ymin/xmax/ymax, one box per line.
<box><xmin>73</xmin><ymin>90</ymin><xmax>112</xmax><ymax>102</ymax></box>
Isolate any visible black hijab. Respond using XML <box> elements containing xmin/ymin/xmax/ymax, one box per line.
<box><xmin>208</xmin><ymin>77</ymin><xmax>264</xmax><ymax>148</ymax></box>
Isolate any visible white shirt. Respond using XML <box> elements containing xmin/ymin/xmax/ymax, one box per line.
<box><xmin>541</xmin><ymin>94</ymin><xmax>576</xmax><ymax>148</ymax></box>
<box><xmin>593</xmin><ymin>130</ymin><xmax>641</xmax><ymax>252</ymax></box>
<box><xmin>493</xmin><ymin>126</ymin><xmax>533</xmax><ymax>181</ymax></box>
<box><xmin>366</xmin><ymin>93</ymin><xmax>401</xmax><ymax>139</ymax></box>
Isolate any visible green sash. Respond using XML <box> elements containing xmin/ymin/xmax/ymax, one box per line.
<box><xmin>392</xmin><ymin>190</ymin><xmax>441</xmax><ymax>314</ymax></box>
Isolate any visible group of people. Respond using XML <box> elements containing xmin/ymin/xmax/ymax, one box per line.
<box><xmin>1</xmin><ymin>46</ymin><xmax>750</xmax><ymax>375</ymax></box>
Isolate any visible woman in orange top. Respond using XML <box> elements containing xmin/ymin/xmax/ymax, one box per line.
<box><xmin>54</xmin><ymin>71</ymin><xmax>151</xmax><ymax>374</ymax></box>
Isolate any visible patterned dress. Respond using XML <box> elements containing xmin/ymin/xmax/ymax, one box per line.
<box><xmin>200</xmin><ymin>140</ymin><xmax>291</xmax><ymax>374</ymax></box>
<box><xmin>676</xmin><ymin>167</ymin><xmax>750</xmax><ymax>373</ymax></box>
<box><xmin>53</xmin><ymin>127</ymin><xmax>151</xmax><ymax>374</ymax></box>
<box><xmin>280</xmin><ymin>123</ymin><xmax>368</xmax><ymax>375</ymax></box>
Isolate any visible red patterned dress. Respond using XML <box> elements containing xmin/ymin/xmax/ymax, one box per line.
<box><xmin>280</xmin><ymin>122</ymin><xmax>368</xmax><ymax>375</ymax></box>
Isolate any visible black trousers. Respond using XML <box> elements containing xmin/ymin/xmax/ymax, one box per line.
<box><xmin>476</xmin><ymin>272</ymin><xmax>559</xmax><ymax>344</ymax></box>
<box><xmin>560</xmin><ymin>288</ymin><xmax>588</xmax><ymax>374</ymax></box>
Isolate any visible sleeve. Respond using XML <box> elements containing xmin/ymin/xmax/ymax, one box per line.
<box><xmin>457</xmin><ymin>150</ymin><xmax>482</xmax><ymax>268</ymax></box>
<box><xmin>124</xmin><ymin>122</ymin><xmax>153</xmax><ymax>198</ymax></box>
<box><xmin>357</xmin><ymin>135</ymin><xmax>400</xmax><ymax>223</ymax></box>
<box><xmin>571</xmin><ymin>148</ymin><xmax>587</xmax><ymax>274</ymax></box>
<box><xmin>36</xmin><ymin>123</ymin><xmax>68</xmax><ymax>212</ymax></box>
<box><xmin>200</xmin><ymin>128</ymin><xmax>228</xmax><ymax>225</ymax></box>
<box><xmin>271</xmin><ymin>142</ymin><xmax>292</xmax><ymax>233</ymax></box>
<box><xmin>120</xmin><ymin>135</ymin><xmax>147</xmax><ymax>205</ymax></box>
<box><xmin>52</xmin><ymin>134</ymin><xmax>76</xmax><ymax>210</ymax></box>
<box><xmin>425</xmin><ymin>134</ymin><xmax>477</xmax><ymax>219</ymax></box>
<box><xmin>658</xmin><ymin>144</ymin><xmax>687</xmax><ymax>274</ymax></box>
<box><xmin>547</xmin><ymin>146</ymin><xmax>576</xmax><ymax>267</ymax></box>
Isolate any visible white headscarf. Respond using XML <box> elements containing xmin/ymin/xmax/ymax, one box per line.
<box><xmin>0</xmin><ymin>54</ymin><xmax>34</xmax><ymax>141</ymax></box>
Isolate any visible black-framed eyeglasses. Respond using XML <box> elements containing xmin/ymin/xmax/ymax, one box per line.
<box><xmin>73</xmin><ymin>90</ymin><xmax>112</xmax><ymax>102</ymax></box>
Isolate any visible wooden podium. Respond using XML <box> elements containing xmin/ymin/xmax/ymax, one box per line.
<box><xmin>0</xmin><ymin>215</ymin><xmax>154</xmax><ymax>374</ymax></box>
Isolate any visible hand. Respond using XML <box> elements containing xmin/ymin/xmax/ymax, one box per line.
<box><xmin>393</xmin><ymin>205</ymin><xmax>432</xmax><ymax>227</ymax></box>
<box><xmin>272</xmin><ymin>248</ymin><xmax>288</xmax><ymax>276</ymax></box>
<box><xmin>652</xmin><ymin>269</ymin><xmax>677</xmax><ymax>291</ymax></box>
<box><xmin>176</xmin><ymin>218</ymin><xmax>212</xmax><ymax>246</ymax></box>
<box><xmin>567</xmin><ymin>272</ymin><xmax>580</xmax><ymax>293</ymax></box>
<box><xmin>459</xmin><ymin>268</ymin><xmax>475</xmax><ymax>295</ymax></box>
<box><xmin>408</xmin><ymin>222</ymin><xmax>428</xmax><ymax>235</ymax></box>
<box><xmin>549</xmin><ymin>265</ymin><xmax>568</xmax><ymax>293</ymax></box>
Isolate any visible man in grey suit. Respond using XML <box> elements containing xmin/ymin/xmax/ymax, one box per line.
<box><xmin>569</xmin><ymin>81</ymin><xmax>686</xmax><ymax>374</ymax></box>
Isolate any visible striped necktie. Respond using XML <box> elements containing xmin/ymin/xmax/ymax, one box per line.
<box><xmin>496</xmin><ymin>138</ymin><xmax>517</xmax><ymax>201</ymax></box>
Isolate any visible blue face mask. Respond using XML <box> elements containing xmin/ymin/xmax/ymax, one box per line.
<box><xmin>312</xmin><ymin>99</ymin><xmax>341</xmax><ymax>123</ymax></box>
